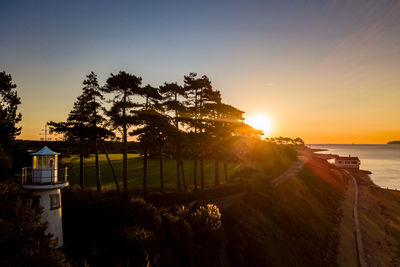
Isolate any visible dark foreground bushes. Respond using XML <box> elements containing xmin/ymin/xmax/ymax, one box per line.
<box><xmin>62</xmin><ymin>188</ymin><xmax>226</xmax><ymax>266</ymax></box>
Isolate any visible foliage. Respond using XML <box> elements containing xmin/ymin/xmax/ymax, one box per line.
<box><xmin>49</xmin><ymin>72</ymin><xmax>113</xmax><ymax>191</ymax></box>
<box><xmin>62</xmin><ymin>189</ymin><xmax>226</xmax><ymax>266</ymax></box>
<box><xmin>104</xmin><ymin>71</ymin><xmax>143</xmax><ymax>194</ymax></box>
<box><xmin>0</xmin><ymin>72</ymin><xmax>22</xmax><ymax>179</ymax></box>
<box><xmin>0</xmin><ymin>71</ymin><xmax>21</xmax><ymax>149</ymax></box>
<box><xmin>0</xmin><ymin>180</ymin><xmax>68</xmax><ymax>266</ymax></box>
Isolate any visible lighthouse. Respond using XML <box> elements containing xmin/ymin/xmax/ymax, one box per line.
<box><xmin>21</xmin><ymin>146</ymin><xmax>69</xmax><ymax>248</ymax></box>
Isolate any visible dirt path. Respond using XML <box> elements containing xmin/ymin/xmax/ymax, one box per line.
<box><xmin>337</xmin><ymin>170</ymin><xmax>358</xmax><ymax>267</ymax></box>
<box><xmin>347</xmin><ymin>171</ymin><xmax>368</xmax><ymax>267</ymax></box>
<box><xmin>338</xmin><ymin>170</ymin><xmax>367</xmax><ymax>267</ymax></box>
<box><xmin>271</xmin><ymin>156</ymin><xmax>306</xmax><ymax>186</ymax></box>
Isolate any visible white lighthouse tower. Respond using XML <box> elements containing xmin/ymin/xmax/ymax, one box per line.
<box><xmin>21</xmin><ymin>146</ymin><xmax>69</xmax><ymax>248</ymax></box>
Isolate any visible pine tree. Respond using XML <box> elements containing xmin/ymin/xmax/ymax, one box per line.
<box><xmin>48</xmin><ymin>93</ymin><xmax>89</xmax><ymax>189</ymax></box>
<box><xmin>0</xmin><ymin>71</ymin><xmax>22</xmax><ymax>178</ymax></box>
<box><xmin>0</xmin><ymin>71</ymin><xmax>21</xmax><ymax>149</ymax></box>
<box><xmin>131</xmin><ymin>84</ymin><xmax>162</xmax><ymax>194</ymax></box>
<box><xmin>104</xmin><ymin>71</ymin><xmax>142</xmax><ymax>195</ymax></box>
<box><xmin>159</xmin><ymin>82</ymin><xmax>188</xmax><ymax>192</ymax></box>
<box><xmin>184</xmin><ymin>73</ymin><xmax>203</xmax><ymax>189</ymax></box>
<box><xmin>82</xmin><ymin>72</ymin><xmax>106</xmax><ymax>192</ymax></box>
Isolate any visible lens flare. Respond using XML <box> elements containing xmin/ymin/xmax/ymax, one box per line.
<box><xmin>246</xmin><ymin>114</ymin><xmax>274</xmax><ymax>136</ymax></box>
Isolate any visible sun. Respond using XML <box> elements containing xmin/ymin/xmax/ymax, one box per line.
<box><xmin>245</xmin><ymin>114</ymin><xmax>274</xmax><ymax>137</ymax></box>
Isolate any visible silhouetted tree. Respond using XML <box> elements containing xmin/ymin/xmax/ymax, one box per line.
<box><xmin>82</xmin><ymin>72</ymin><xmax>105</xmax><ymax>191</ymax></box>
<box><xmin>50</xmin><ymin>72</ymin><xmax>113</xmax><ymax>191</ymax></box>
<box><xmin>104</xmin><ymin>71</ymin><xmax>142</xmax><ymax>195</ymax></box>
<box><xmin>184</xmin><ymin>73</ymin><xmax>203</xmax><ymax>189</ymax></box>
<box><xmin>197</xmin><ymin>76</ymin><xmax>219</xmax><ymax>188</ymax></box>
<box><xmin>206</xmin><ymin>97</ymin><xmax>248</xmax><ymax>185</ymax></box>
<box><xmin>0</xmin><ymin>72</ymin><xmax>21</xmax><ymax>178</ymax></box>
<box><xmin>160</xmin><ymin>82</ymin><xmax>188</xmax><ymax>192</ymax></box>
<box><xmin>131</xmin><ymin>84</ymin><xmax>162</xmax><ymax>193</ymax></box>
<box><xmin>131</xmin><ymin>110</ymin><xmax>176</xmax><ymax>192</ymax></box>
<box><xmin>0</xmin><ymin>72</ymin><xmax>21</xmax><ymax>149</ymax></box>
<box><xmin>49</xmin><ymin>93</ymin><xmax>89</xmax><ymax>190</ymax></box>
<box><xmin>294</xmin><ymin>137</ymin><xmax>304</xmax><ymax>145</ymax></box>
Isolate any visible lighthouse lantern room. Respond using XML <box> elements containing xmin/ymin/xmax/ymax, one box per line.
<box><xmin>21</xmin><ymin>146</ymin><xmax>69</xmax><ymax>248</ymax></box>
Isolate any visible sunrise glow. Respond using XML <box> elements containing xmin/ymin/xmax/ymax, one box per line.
<box><xmin>246</xmin><ymin>114</ymin><xmax>274</xmax><ymax>137</ymax></box>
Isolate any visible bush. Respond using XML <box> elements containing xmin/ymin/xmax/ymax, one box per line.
<box><xmin>0</xmin><ymin>180</ymin><xmax>68</xmax><ymax>266</ymax></box>
<box><xmin>62</xmin><ymin>190</ymin><xmax>227</xmax><ymax>266</ymax></box>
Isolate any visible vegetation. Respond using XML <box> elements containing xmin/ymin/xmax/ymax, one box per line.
<box><xmin>62</xmin><ymin>189</ymin><xmax>227</xmax><ymax>266</ymax></box>
<box><xmin>388</xmin><ymin>140</ymin><xmax>400</xmax><ymax>144</ymax></box>
<box><xmin>0</xmin><ymin>72</ymin><xmax>23</xmax><ymax>179</ymax></box>
<box><xmin>223</xmin><ymin>158</ymin><xmax>346</xmax><ymax>267</ymax></box>
<box><xmin>61</xmin><ymin>142</ymin><xmax>298</xmax><ymax>266</ymax></box>
<box><xmin>48</xmin><ymin>71</ymin><xmax>263</xmax><ymax>194</ymax></box>
<box><xmin>0</xmin><ymin>180</ymin><xmax>68</xmax><ymax>266</ymax></box>
<box><xmin>62</xmin><ymin>154</ymin><xmax>240</xmax><ymax>191</ymax></box>
<box><xmin>49</xmin><ymin>72</ymin><xmax>114</xmax><ymax>191</ymax></box>
<box><xmin>4</xmin><ymin>69</ymin><xmax>345</xmax><ymax>267</ymax></box>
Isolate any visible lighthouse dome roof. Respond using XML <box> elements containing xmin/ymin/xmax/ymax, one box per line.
<box><xmin>30</xmin><ymin>146</ymin><xmax>59</xmax><ymax>156</ymax></box>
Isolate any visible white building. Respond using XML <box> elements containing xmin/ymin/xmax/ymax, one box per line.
<box><xmin>335</xmin><ymin>155</ymin><xmax>360</xmax><ymax>169</ymax></box>
<box><xmin>21</xmin><ymin>146</ymin><xmax>69</xmax><ymax>248</ymax></box>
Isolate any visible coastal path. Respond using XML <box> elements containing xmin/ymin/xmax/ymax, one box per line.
<box><xmin>270</xmin><ymin>156</ymin><xmax>307</xmax><ymax>186</ymax></box>
<box><xmin>338</xmin><ymin>170</ymin><xmax>367</xmax><ymax>267</ymax></box>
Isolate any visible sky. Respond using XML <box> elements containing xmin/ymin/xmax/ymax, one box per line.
<box><xmin>1</xmin><ymin>0</ymin><xmax>399</xmax><ymax>144</ymax></box>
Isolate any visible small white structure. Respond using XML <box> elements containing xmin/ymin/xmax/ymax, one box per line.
<box><xmin>335</xmin><ymin>155</ymin><xmax>360</xmax><ymax>169</ymax></box>
<box><xmin>21</xmin><ymin>146</ymin><xmax>69</xmax><ymax>248</ymax></box>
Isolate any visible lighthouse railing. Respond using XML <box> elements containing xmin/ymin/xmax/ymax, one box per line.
<box><xmin>21</xmin><ymin>167</ymin><xmax>68</xmax><ymax>185</ymax></box>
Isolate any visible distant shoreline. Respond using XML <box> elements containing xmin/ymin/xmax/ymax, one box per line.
<box><xmin>387</xmin><ymin>141</ymin><xmax>400</xmax><ymax>144</ymax></box>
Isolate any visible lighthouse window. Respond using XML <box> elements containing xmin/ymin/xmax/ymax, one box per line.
<box><xmin>33</xmin><ymin>156</ymin><xmax>42</xmax><ymax>169</ymax></box>
<box><xmin>43</xmin><ymin>156</ymin><xmax>53</xmax><ymax>168</ymax></box>
<box><xmin>49</xmin><ymin>194</ymin><xmax>60</xmax><ymax>210</ymax></box>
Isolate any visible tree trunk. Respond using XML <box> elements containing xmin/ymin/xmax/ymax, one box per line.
<box><xmin>193</xmin><ymin>157</ymin><xmax>198</xmax><ymax>190</ymax></box>
<box><xmin>94</xmin><ymin>137</ymin><xmax>101</xmax><ymax>191</ymax></box>
<box><xmin>143</xmin><ymin>143</ymin><xmax>148</xmax><ymax>194</ymax></box>
<box><xmin>123</xmin><ymin>92</ymin><xmax>128</xmax><ymax>195</ymax></box>
<box><xmin>159</xmin><ymin>137</ymin><xmax>164</xmax><ymax>192</ymax></box>
<box><xmin>224</xmin><ymin>161</ymin><xmax>228</xmax><ymax>182</ymax></box>
<box><xmin>79</xmin><ymin>137</ymin><xmax>84</xmax><ymax>190</ymax></box>
<box><xmin>215</xmin><ymin>159</ymin><xmax>219</xmax><ymax>186</ymax></box>
<box><xmin>181</xmin><ymin>159</ymin><xmax>187</xmax><ymax>191</ymax></box>
<box><xmin>100</xmin><ymin>140</ymin><xmax>119</xmax><ymax>192</ymax></box>
<box><xmin>122</xmin><ymin>91</ymin><xmax>128</xmax><ymax>196</ymax></box>
<box><xmin>200</xmin><ymin>158</ymin><xmax>204</xmax><ymax>189</ymax></box>
<box><xmin>176</xmin><ymin>142</ymin><xmax>181</xmax><ymax>192</ymax></box>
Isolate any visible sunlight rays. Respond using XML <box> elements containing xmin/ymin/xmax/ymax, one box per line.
<box><xmin>245</xmin><ymin>113</ymin><xmax>274</xmax><ymax>137</ymax></box>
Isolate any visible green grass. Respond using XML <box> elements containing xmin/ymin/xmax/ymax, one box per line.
<box><xmin>223</xmin><ymin>159</ymin><xmax>345</xmax><ymax>266</ymax></box>
<box><xmin>62</xmin><ymin>154</ymin><xmax>241</xmax><ymax>191</ymax></box>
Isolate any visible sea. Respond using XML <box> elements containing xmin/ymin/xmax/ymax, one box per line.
<box><xmin>308</xmin><ymin>144</ymin><xmax>400</xmax><ymax>190</ymax></box>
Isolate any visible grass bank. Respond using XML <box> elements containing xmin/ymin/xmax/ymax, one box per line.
<box><xmin>223</xmin><ymin>158</ymin><xmax>346</xmax><ymax>266</ymax></box>
<box><xmin>62</xmin><ymin>154</ymin><xmax>240</xmax><ymax>191</ymax></box>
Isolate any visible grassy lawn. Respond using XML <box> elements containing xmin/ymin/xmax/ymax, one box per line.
<box><xmin>62</xmin><ymin>154</ymin><xmax>241</xmax><ymax>191</ymax></box>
